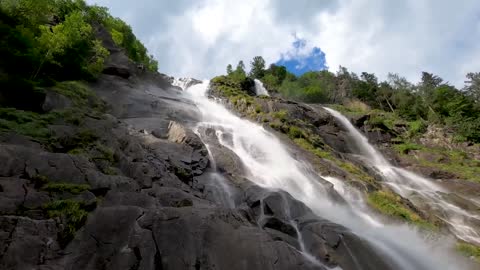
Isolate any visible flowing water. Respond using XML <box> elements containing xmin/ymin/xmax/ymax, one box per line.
<box><xmin>253</xmin><ymin>79</ymin><xmax>270</xmax><ymax>96</ymax></box>
<box><xmin>181</xmin><ymin>80</ymin><xmax>471</xmax><ymax>269</ymax></box>
<box><xmin>324</xmin><ymin>107</ymin><xmax>480</xmax><ymax>246</ymax></box>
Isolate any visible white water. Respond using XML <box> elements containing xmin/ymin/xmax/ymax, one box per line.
<box><xmin>253</xmin><ymin>79</ymin><xmax>270</xmax><ymax>96</ymax></box>
<box><xmin>324</xmin><ymin>107</ymin><xmax>480</xmax><ymax>246</ymax></box>
<box><xmin>182</xmin><ymin>80</ymin><xmax>469</xmax><ymax>270</ymax></box>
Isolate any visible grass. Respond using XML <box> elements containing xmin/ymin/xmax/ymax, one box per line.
<box><xmin>43</xmin><ymin>199</ymin><xmax>93</xmax><ymax>246</ymax></box>
<box><xmin>457</xmin><ymin>242</ymin><xmax>480</xmax><ymax>262</ymax></box>
<box><xmin>367</xmin><ymin>190</ymin><xmax>434</xmax><ymax>229</ymax></box>
<box><xmin>52</xmin><ymin>81</ymin><xmax>105</xmax><ymax>112</ymax></box>
<box><xmin>43</xmin><ymin>183</ymin><xmax>90</xmax><ymax>194</ymax></box>
<box><xmin>406</xmin><ymin>120</ymin><xmax>427</xmax><ymax>138</ymax></box>
<box><xmin>272</xmin><ymin>110</ymin><xmax>288</xmax><ymax>122</ymax></box>
<box><xmin>0</xmin><ymin>81</ymin><xmax>105</xmax><ymax>143</ymax></box>
<box><xmin>399</xmin><ymin>145</ymin><xmax>480</xmax><ymax>183</ymax></box>
<box><xmin>288</xmin><ymin>126</ymin><xmax>305</xmax><ymax>139</ymax></box>
<box><xmin>329</xmin><ymin>101</ymin><xmax>370</xmax><ymax>118</ymax></box>
<box><xmin>293</xmin><ymin>138</ymin><xmax>333</xmax><ymax>159</ymax></box>
<box><xmin>394</xmin><ymin>142</ymin><xmax>423</xmax><ymax>154</ymax></box>
<box><xmin>0</xmin><ymin>108</ymin><xmax>56</xmax><ymax>140</ymax></box>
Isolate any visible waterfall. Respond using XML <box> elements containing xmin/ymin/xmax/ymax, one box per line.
<box><xmin>182</xmin><ymin>80</ymin><xmax>470</xmax><ymax>270</ymax></box>
<box><xmin>324</xmin><ymin>107</ymin><xmax>480</xmax><ymax>246</ymax></box>
<box><xmin>254</xmin><ymin>79</ymin><xmax>270</xmax><ymax>96</ymax></box>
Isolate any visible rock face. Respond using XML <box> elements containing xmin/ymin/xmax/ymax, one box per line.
<box><xmin>0</xmin><ymin>61</ymin><xmax>403</xmax><ymax>270</ymax></box>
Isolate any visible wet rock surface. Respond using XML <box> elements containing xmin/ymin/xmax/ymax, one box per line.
<box><xmin>0</xmin><ymin>60</ymin><xmax>400</xmax><ymax>270</ymax></box>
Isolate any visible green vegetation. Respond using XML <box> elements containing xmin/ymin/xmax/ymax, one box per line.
<box><xmin>457</xmin><ymin>242</ymin><xmax>480</xmax><ymax>262</ymax></box>
<box><xmin>398</xmin><ymin>146</ymin><xmax>480</xmax><ymax>183</ymax></box>
<box><xmin>43</xmin><ymin>183</ymin><xmax>90</xmax><ymax>194</ymax></box>
<box><xmin>43</xmin><ymin>199</ymin><xmax>93</xmax><ymax>246</ymax></box>
<box><xmin>222</xmin><ymin>57</ymin><xmax>480</xmax><ymax>144</ymax></box>
<box><xmin>0</xmin><ymin>0</ymin><xmax>157</xmax><ymax>111</ymax></box>
<box><xmin>367</xmin><ymin>190</ymin><xmax>434</xmax><ymax>229</ymax></box>
<box><xmin>0</xmin><ymin>107</ymin><xmax>54</xmax><ymax>140</ymax></box>
<box><xmin>394</xmin><ymin>143</ymin><xmax>423</xmax><ymax>154</ymax></box>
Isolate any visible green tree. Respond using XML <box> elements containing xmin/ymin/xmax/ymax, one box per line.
<box><xmin>229</xmin><ymin>60</ymin><xmax>247</xmax><ymax>82</ymax></box>
<box><xmin>249</xmin><ymin>56</ymin><xmax>265</xmax><ymax>79</ymax></box>
<box><xmin>226</xmin><ymin>64</ymin><xmax>233</xmax><ymax>75</ymax></box>
<box><xmin>464</xmin><ymin>72</ymin><xmax>480</xmax><ymax>103</ymax></box>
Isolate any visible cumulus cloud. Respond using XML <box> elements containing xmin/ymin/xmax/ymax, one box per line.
<box><xmin>86</xmin><ymin>0</ymin><xmax>480</xmax><ymax>86</ymax></box>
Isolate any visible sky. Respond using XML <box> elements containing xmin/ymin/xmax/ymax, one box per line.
<box><xmin>86</xmin><ymin>0</ymin><xmax>480</xmax><ymax>86</ymax></box>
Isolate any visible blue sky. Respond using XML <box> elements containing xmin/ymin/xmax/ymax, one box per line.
<box><xmin>276</xmin><ymin>38</ymin><xmax>328</xmax><ymax>76</ymax></box>
<box><xmin>86</xmin><ymin>0</ymin><xmax>480</xmax><ymax>86</ymax></box>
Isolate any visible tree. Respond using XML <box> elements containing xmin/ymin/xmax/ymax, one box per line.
<box><xmin>237</xmin><ymin>60</ymin><xmax>245</xmax><ymax>74</ymax></box>
<box><xmin>418</xmin><ymin>72</ymin><xmax>444</xmax><ymax>121</ymax></box>
<box><xmin>464</xmin><ymin>72</ymin><xmax>480</xmax><ymax>103</ymax></box>
<box><xmin>249</xmin><ymin>56</ymin><xmax>265</xmax><ymax>79</ymax></box>
<box><xmin>226</xmin><ymin>64</ymin><xmax>233</xmax><ymax>75</ymax></box>
<box><xmin>234</xmin><ymin>60</ymin><xmax>246</xmax><ymax>79</ymax></box>
<box><xmin>418</xmin><ymin>72</ymin><xmax>443</xmax><ymax>97</ymax></box>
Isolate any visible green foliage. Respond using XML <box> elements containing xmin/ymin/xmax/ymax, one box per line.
<box><xmin>457</xmin><ymin>242</ymin><xmax>480</xmax><ymax>262</ymax></box>
<box><xmin>0</xmin><ymin>107</ymin><xmax>55</xmax><ymax>140</ymax></box>
<box><xmin>394</xmin><ymin>143</ymin><xmax>423</xmax><ymax>154</ymax></box>
<box><xmin>226</xmin><ymin>64</ymin><xmax>233</xmax><ymax>75</ymax></box>
<box><xmin>401</xmin><ymin>146</ymin><xmax>480</xmax><ymax>183</ymax></box>
<box><xmin>43</xmin><ymin>199</ymin><xmax>92</xmax><ymax>246</ymax></box>
<box><xmin>249</xmin><ymin>56</ymin><xmax>266</xmax><ymax>79</ymax></box>
<box><xmin>43</xmin><ymin>182</ymin><xmax>90</xmax><ymax>194</ymax></box>
<box><xmin>277</xmin><ymin>71</ymin><xmax>335</xmax><ymax>103</ymax></box>
<box><xmin>272</xmin><ymin>110</ymin><xmax>288</xmax><ymax>122</ymax></box>
<box><xmin>463</xmin><ymin>72</ymin><xmax>480</xmax><ymax>103</ymax></box>
<box><xmin>288</xmin><ymin>126</ymin><xmax>305</xmax><ymax>139</ymax></box>
<box><xmin>224</xmin><ymin>56</ymin><xmax>480</xmax><ymax>144</ymax></box>
<box><xmin>406</xmin><ymin>120</ymin><xmax>427</xmax><ymax>138</ymax></box>
<box><xmin>98</xmin><ymin>14</ymin><xmax>158</xmax><ymax>71</ymax></box>
<box><xmin>52</xmin><ymin>81</ymin><xmax>105</xmax><ymax>111</ymax></box>
<box><xmin>367</xmin><ymin>190</ymin><xmax>434</xmax><ymax>229</ymax></box>
<box><xmin>293</xmin><ymin>138</ymin><xmax>332</xmax><ymax>159</ymax></box>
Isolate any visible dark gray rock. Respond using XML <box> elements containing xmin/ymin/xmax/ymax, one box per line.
<box><xmin>42</xmin><ymin>90</ymin><xmax>72</xmax><ymax>112</ymax></box>
<box><xmin>0</xmin><ymin>216</ymin><xmax>61</xmax><ymax>270</ymax></box>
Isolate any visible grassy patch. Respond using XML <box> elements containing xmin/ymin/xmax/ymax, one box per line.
<box><xmin>43</xmin><ymin>183</ymin><xmax>90</xmax><ymax>194</ymax></box>
<box><xmin>293</xmin><ymin>138</ymin><xmax>332</xmax><ymax>159</ymax></box>
<box><xmin>272</xmin><ymin>110</ymin><xmax>288</xmax><ymax>122</ymax></box>
<box><xmin>52</xmin><ymin>81</ymin><xmax>105</xmax><ymax>112</ymax></box>
<box><xmin>367</xmin><ymin>110</ymin><xmax>405</xmax><ymax>131</ymax></box>
<box><xmin>0</xmin><ymin>108</ymin><xmax>55</xmax><ymax>140</ymax></box>
<box><xmin>406</xmin><ymin>120</ymin><xmax>427</xmax><ymax>138</ymax></box>
<box><xmin>335</xmin><ymin>160</ymin><xmax>376</xmax><ymax>185</ymax></box>
<box><xmin>43</xmin><ymin>199</ymin><xmax>93</xmax><ymax>246</ymax></box>
<box><xmin>367</xmin><ymin>190</ymin><xmax>434</xmax><ymax>229</ymax></box>
<box><xmin>457</xmin><ymin>242</ymin><xmax>480</xmax><ymax>262</ymax></box>
<box><xmin>394</xmin><ymin>142</ymin><xmax>423</xmax><ymax>154</ymax></box>
<box><xmin>329</xmin><ymin>101</ymin><xmax>370</xmax><ymax>118</ymax></box>
<box><xmin>288</xmin><ymin>126</ymin><xmax>305</xmax><ymax>139</ymax></box>
<box><xmin>401</xmin><ymin>146</ymin><xmax>480</xmax><ymax>183</ymax></box>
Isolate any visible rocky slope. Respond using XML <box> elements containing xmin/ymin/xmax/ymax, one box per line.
<box><xmin>209</xmin><ymin>75</ymin><xmax>480</xmax><ymax>262</ymax></box>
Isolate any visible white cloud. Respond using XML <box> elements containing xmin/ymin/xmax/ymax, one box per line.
<box><xmin>87</xmin><ymin>0</ymin><xmax>480</xmax><ymax>86</ymax></box>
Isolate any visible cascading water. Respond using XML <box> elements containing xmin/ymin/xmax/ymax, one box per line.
<box><xmin>254</xmin><ymin>79</ymin><xmax>270</xmax><ymax>96</ymax></box>
<box><xmin>324</xmin><ymin>107</ymin><xmax>480</xmax><ymax>246</ymax></box>
<box><xmin>182</xmin><ymin>80</ymin><xmax>471</xmax><ymax>269</ymax></box>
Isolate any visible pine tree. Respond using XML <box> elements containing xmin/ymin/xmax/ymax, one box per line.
<box><xmin>249</xmin><ymin>56</ymin><xmax>265</xmax><ymax>79</ymax></box>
